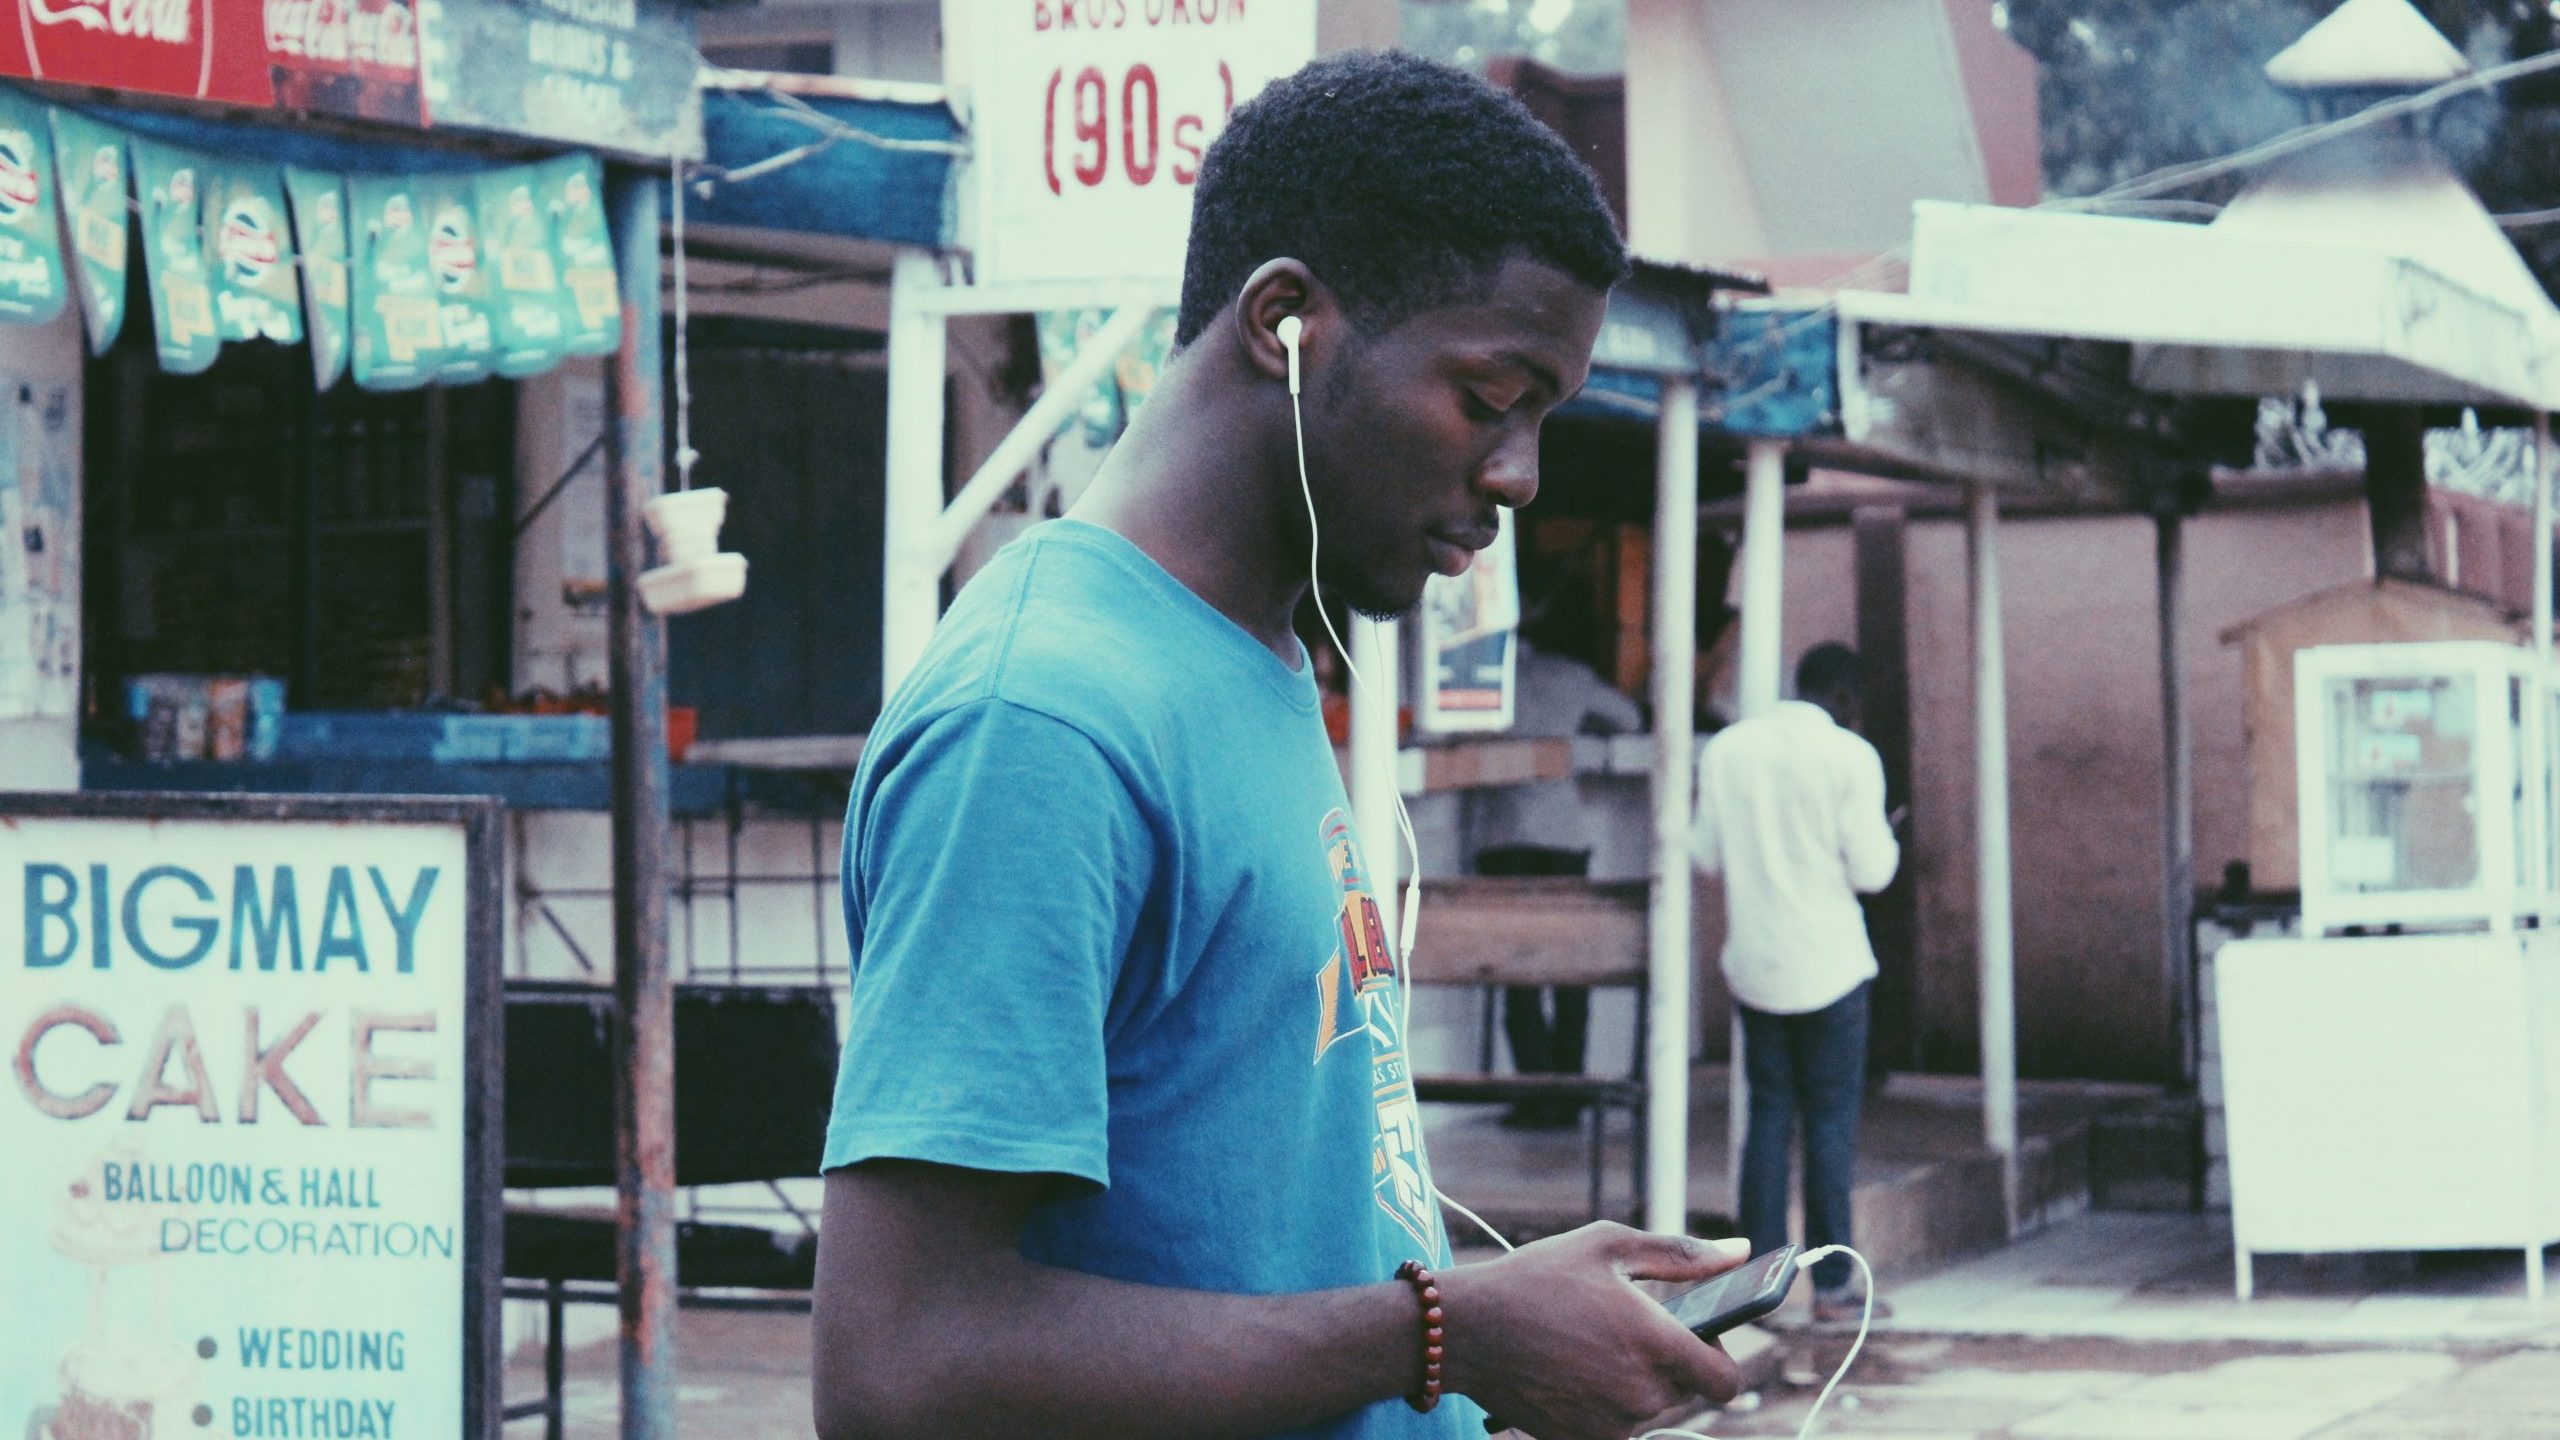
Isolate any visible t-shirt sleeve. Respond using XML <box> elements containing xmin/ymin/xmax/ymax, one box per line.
<box><xmin>821</xmin><ymin>698</ymin><xmax>1156</xmax><ymax>1189</ymax></box>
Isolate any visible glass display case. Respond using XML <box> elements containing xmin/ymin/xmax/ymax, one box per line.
<box><xmin>2296</xmin><ymin>641</ymin><xmax>2558</xmax><ymax>936</ymax></box>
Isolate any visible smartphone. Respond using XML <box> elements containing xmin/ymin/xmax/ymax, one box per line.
<box><xmin>1660</xmin><ymin>1244</ymin><xmax>1801</xmax><ymax>1339</ymax></box>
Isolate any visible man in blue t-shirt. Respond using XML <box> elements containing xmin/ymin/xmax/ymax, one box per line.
<box><xmin>813</xmin><ymin>52</ymin><xmax>1752</xmax><ymax>1440</ymax></box>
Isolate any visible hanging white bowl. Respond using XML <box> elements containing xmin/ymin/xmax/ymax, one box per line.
<box><xmin>638</xmin><ymin>553</ymin><xmax>748</xmax><ymax>616</ymax></box>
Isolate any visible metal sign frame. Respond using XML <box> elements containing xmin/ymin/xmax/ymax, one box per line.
<box><xmin>0</xmin><ymin>789</ymin><xmax>505</xmax><ymax>1440</ymax></box>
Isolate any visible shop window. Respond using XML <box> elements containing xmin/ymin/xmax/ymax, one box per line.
<box><xmin>83</xmin><ymin>340</ymin><xmax>516</xmax><ymax>728</ymax></box>
<box><xmin>665</xmin><ymin>324</ymin><xmax>886</xmax><ymax>740</ymax></box>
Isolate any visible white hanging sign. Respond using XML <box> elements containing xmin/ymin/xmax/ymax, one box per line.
<box><xmin>964</xmin><ymin>1</ymin><xmax>1316</xmax><ymax>286</ymax></box>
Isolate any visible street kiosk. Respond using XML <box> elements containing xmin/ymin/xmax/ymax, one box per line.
<box><xmin>2218</xmin><ymin>640</ymin><xmax>2560</xmax><ymax>1300</ymax></box>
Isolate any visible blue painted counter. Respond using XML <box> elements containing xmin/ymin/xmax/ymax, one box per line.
<box><xmin>80</xmin><ymin>757</ymin><xmax>850</xmax><ymax>820</ymax></box>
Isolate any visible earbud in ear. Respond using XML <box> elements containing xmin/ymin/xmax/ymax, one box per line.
<box><xmin>1276</xmin><ymin>315</ymin><xmax>1303</xmax><ymax>396</ymax></box>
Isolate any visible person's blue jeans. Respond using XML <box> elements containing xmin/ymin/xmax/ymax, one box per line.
<box><xmin>1738</xmin><ymin>982</ymin><xmax>1870</xmax><ymax>1295</ymax></box>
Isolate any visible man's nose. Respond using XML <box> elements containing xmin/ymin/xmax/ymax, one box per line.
<box><xmin>1480</xmin><ymin>428</ymin><xmax>1540</xmax><ymax>510</ymax></box>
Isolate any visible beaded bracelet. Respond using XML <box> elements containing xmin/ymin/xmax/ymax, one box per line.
<box><xmin>1393</xmin><ymin>1259</ymin><xmax>1446</xmax><ymax>1413</ymax></box>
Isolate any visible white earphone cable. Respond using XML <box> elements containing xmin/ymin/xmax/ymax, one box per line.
<box><xmin>1281</xmin><ymin>332</ymin><xmax>1873</xmax><ymax>1439</ymax></box>
<box><xmin>1635</xmin><ymin>1246</ymin><xmax>1875</xmax><ymax>1440</ymax></box>
<box><xmin>1286</xmin><ymin>371</ymin><xmax>1506</xmax><ymax>1255</ymax></box>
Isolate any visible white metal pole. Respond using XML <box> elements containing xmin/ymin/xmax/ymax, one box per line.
<box><xmin>1969</xmin><ymin>483</ymin><xmax>2020</xmax><ymax>1222</ymax></box>
<box><xmin>1737</xmin><ymin>440</ymin><xmax>1787</xmax><ymax>717</ymax></box>
<box><xmin>1729</xmin><ymin>437</ymin><xmax>1786</xmax><ymax>1199</ymax></box>
<box><xmin>1648</xmin><ymin>377</ymin><xmax>1700</xmax><ymax>1235</ymax></box>
<box><xmin>930</xmin><ymin>303</ymin><xmax>1156</xmax><ymax>563</ymax></box>
<box><xmin>2535</xmin><ymin>415</ymin><xmax>2554</xmax><ymax>924</ymax></box>
<box><xmin>2536</xmin><ymin>414</ymin><xmax>2552</xmax><ymax>660</ymax></box>
<box><xmin>1351</xmin><ymin>617</ymin><xmax>1402</xmax><ymax>947</ymax></box>
<box><xmin>882</xmin><ymin>250</ymin><xmax>951</xmax><ymax>701</ymax></box>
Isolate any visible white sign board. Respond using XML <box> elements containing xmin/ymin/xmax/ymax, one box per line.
<box><xmin>967</xmin><ymin>1</ymin><xmax>1317</xmax><ymax>286</ymax></box>
<box><xmin>1419</xmin><ymin>512</ymin><xmax>1521</xmax><ymax>733</ymax></box>
<box><xmin>2</xmin><ymin>798</ymin><xmax>498</xmax><ymax>1440</ymax></box>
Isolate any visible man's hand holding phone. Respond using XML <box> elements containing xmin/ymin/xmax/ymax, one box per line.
<box><xmin>1438</xmin><ymin>1224</ymin><xmax>1752</xmax><ymax>1440</ymax></box>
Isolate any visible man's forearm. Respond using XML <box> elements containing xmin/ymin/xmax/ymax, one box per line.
<box><xmin>817</xmin><ymin>1247</ymin><xmax>1427</xmax><ymax>1440</ymax></box>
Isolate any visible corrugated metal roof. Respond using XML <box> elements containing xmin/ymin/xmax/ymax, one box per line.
<box><xmin>691</xmin><ymin>84</ymin><xmax>959</xmax><ymax>248</ymax></box>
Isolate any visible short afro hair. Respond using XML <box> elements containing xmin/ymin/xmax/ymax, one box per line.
<box><xmin>1796</xmin><ymin>644</ymin><xmax>1866</xmax><ymax>710</ymax></box>
<box><xmin>1175</xmin><ymin>50</ymin><xmax>1629</xmax><ymax>349</ymax></box>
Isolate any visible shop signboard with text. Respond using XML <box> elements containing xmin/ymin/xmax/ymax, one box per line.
<box><xmin>0</xmin><ymin>0</ymin><xmax>700</xmax><ymax>148</ymax></box>
<box><xmin>416</xmin><ymin>0</ymin><xmax>701</xmax><ymax>158</ymax></box>
<box><xmin>0</xmin><ymin>0</ymin><xmax>426</xmax><ymax>122</ymax></box>
<box><xmin>0</xmin><ymin>794</ymin><xmax>501</xmax><ymax>1440</ymax></box>
<box><xmin>968</xmin><ymin>0</ymin><xmax>1314</xmax><ymax>286</ymax></box>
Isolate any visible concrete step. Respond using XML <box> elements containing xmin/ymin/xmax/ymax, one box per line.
<box><xmin>2089</xmin><ymin>1093</ymin><xmax>2205</xmax><ymax>1213</ymax></box>
<box><xmin>1428</xmin><ymin>1065</ymin><xmax>2157</xmax><ymax>1278</ymax></box>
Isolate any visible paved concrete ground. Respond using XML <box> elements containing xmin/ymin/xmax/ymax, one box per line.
<box><xmin>1688</xmin><ymin>1334</ymin><xmax>2560</xmax><ymax>1439</ymax></box>
<box><xmin>508</xmin><ymin>1213</ymin><xmax>2560</xmax><ymax>1440</ymax></box>
<box><xmin>507</xmin><ymin>1311</ymin><xmax>2560</xmax><ymax>1440</ymax></box>
<box><xmin>507</xmin><ymin>1123</ymin><xmax>2560</xmax><ymax>1438</ymax></box>
<box><xmin>1876</xmin><ymin>1213</ymin><xmax>2560</xmax><ymax>1348</ymax></box>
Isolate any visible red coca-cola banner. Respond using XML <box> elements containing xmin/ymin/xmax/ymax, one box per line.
<box><xmin>0</xmin><ymin>0</ymin><xmax>423</xmax><ymax>124</ymax></box>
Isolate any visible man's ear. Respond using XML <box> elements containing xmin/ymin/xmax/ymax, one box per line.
<box><xmin>1232</xmin><ymin>259</ymin><xmax>1332</xmax><ymax>390</ymax></box>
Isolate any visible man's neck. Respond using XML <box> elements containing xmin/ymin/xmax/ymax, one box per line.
<box><xmin>1069</xmin><ymin>348</ymin><xmax>1309</xmax><ymax>662</ymax></box>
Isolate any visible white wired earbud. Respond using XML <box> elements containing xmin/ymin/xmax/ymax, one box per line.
<box><xmin>1277</xmin><ymin>313</ymin><xmax>1303</xmax><ymax>396</ymax></box>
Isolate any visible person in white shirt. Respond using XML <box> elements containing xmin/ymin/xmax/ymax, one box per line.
<box><xmin>1693</xmin><ymin>643</ymin><xmax>1900</xmax><ymax>1319</ymax></box>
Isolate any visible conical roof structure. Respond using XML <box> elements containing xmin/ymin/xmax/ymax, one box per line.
<box><xmin>2263</xmin><ymin>0</ymin><xmax>2470</xmax><ymax>92</ymax></box>
<box><xmin>1889</xmin><ymin>0</ymin><xmax>2560</xmax><ymax>410</ymax></box>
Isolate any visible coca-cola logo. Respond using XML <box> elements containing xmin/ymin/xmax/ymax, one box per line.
<box><xmin>18</xmin><ymin>0</ymin><xmax>213</xmax><ymax>101</ymax></box>
<box><xmin>26</xmin><ymin>0</ymin><xmax>190</xmax><ymax>43</ymax></box>
<box><xmin>265</xmin><ymin>0</ymin><xmax>347</xmax><ymax>61</ymax></box>
<box><xmin>264</xmin><ymin>0</ymin><xmax>415</xmax><ymax>70</ymax></box>
<box><xmin>349</xmin><ymin>0</ymin><xmax>414</xmax><ymax>69</ymax></box>
<box><xmin>218</xmin><ymin>198</ymin><xmax>280</xmax><ymax>284</ymax></box>
<box><xmin>428</xmin><ymin>203</ymin><xmax>476</xmax><ymax>291</ymax></box>
<box><xmin>0</xmin><ymin>135</ymin><xmax>40</xmax><ymax>222</ymax></box>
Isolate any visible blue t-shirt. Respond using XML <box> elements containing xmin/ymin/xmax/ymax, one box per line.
<box><xmin>824</xmin><ymin>519</ymin><xmax>1477</xmax><ymax>1439</ymax></box>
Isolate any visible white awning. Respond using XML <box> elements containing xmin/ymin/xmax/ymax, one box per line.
<box><xmin>1896</xmin><ymin>198</ymin><xmax>2552</xmax><ymax>411</ymax></box>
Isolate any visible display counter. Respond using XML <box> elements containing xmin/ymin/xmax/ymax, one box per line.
<box><xmin>2217</xmin><ymin>930</ymin><xmax>2560</xmax><ymax>1299</ymax></box>
<box><xmin>2217</xmin><ymin>641</ymin><xmax>2560</xmax><ymax>1301</ymax></box>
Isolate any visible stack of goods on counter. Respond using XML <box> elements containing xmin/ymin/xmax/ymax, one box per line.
<box><xmin>125</xmin><ymin>674</ymin><xmax>287</xmax><ymax>762</ymax></box>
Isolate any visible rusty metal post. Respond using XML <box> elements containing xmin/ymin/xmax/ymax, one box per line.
<box><xmin>2157</xmin><ymin>511</ymin><xmax>2195</xmax><ymax>1089</ymax></box>
<box><xmin>603</xmin><ymin>165</ymin><xmax>677</xmax><ymax>1440</ymax></box>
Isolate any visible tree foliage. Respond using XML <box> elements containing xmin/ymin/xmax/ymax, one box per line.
<box><xmin>2008</xmin><ymin>0</ymin><xmax>2560</xmax><ymax>285</ymax></box>
<box><xmin>1397</xmin><ymin>0</ymin><xmax>1625</xmax><ymax>77</ymax></box>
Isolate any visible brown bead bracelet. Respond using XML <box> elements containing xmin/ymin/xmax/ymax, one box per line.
<box><xmin>1393</xmin><ymin>1259</ymin><xmax>1446</xmax><ymax>1413</ymax></box>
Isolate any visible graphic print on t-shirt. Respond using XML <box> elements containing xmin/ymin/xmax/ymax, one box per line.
<box><xmin>1311</xmin><ymin>809</ymin><xmax>1441</xmax><ymax>1250</ymax></box>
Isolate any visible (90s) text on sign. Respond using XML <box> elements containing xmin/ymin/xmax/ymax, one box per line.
<box><xmin>969</xmin><ymin>1</ymin><xmax>1313</xmax><ymax>287</ymax></box>
<box><xmin>1042</xmin><ymin>59</ymin><xmax>1232</xmax><ymax>195</ymax></box>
